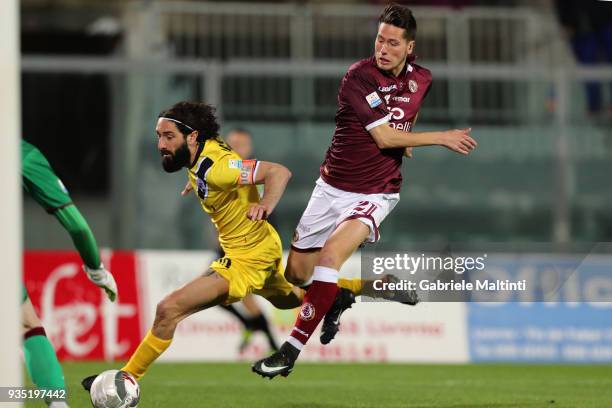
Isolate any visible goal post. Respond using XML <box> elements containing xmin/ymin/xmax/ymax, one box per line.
<box><xmin>0</xmin><ymin>0</ymin><xmax>23</xmax><ymax>401</ymax></box>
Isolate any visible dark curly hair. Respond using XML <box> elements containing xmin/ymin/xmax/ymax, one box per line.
<box><xmin>158</xmin><ymin>101</ymin><xmax>220</xmax><ymax>143</ymax></box>
<box><xmin>379</xmin><ymin>3</ymin><xmax>417</xmax><ymax>41</ymax></box>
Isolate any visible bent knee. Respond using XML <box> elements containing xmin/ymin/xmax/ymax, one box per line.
<box><xmin>286</xmin><ymin>248</ymin><xmax>321</xmax><ymax>286</ymax></box>
<box><xmin>285</xmin><ymin>270</ymin><xmax>306</xmax><ymax>286</ymax></box>
<box><xmin>285</xmin><ymin>262</ymin><xmax>311</xmax><ymax>286</ymax></box>
<box><xmin>155</xmin><ymin>296</ymin><xmax>180</xmax><ymax>324</ymax></box>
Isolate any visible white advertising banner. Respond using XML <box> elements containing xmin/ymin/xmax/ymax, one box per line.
<box><xmin>138</xmin><ymin>250</ymin><xmax>469</xmax><ymax>363</ymax></box>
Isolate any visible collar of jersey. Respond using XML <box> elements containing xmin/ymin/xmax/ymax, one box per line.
<box><xmin>189</xmin><ymin>141</ymin><xmax>205</xmax><ymax>169</ymax></box>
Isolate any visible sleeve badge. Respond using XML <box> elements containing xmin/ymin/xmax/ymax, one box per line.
<box><xmin>365</xmin><ymin>91</ymin><xmax>383</xmax><ymax>108</ymax></box>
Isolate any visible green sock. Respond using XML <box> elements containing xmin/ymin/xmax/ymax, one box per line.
<box><xmin>23</xmin><ymin>328</ymin><xmax>66</xmax><ymax>392</ymax></box>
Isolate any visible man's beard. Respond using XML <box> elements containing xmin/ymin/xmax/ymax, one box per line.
<box><xmin>161</xmin><ymin>142</ymin><xmax>190</xmax><ymax>173</ymax></box>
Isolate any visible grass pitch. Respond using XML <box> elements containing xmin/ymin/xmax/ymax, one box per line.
<box><xmin>25</xmin><ymin>362</ymin><xmax>612</xmax><ymax>407</ymax></box>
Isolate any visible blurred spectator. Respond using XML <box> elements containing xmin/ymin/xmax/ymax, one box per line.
<box><xmin>554</xmin><ymin>0</ymin><xmax>612</xmax><ymax>115</ymax></box>
<box><xmin>225</xmin><ymin>128</ymin><xmax>254</xmax><ymax>160</ymax></box>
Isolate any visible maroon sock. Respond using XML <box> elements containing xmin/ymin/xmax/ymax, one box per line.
<box><xmin>288</xmin><ymin>268</ymin><xmax>340</xmax><ymax>349</ymax></box>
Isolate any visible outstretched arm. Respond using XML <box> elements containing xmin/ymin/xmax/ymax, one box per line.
<box><xmin>369</xmin><ymin>123</ymin><xmax>477</xmax><ymax>155</ymax></box>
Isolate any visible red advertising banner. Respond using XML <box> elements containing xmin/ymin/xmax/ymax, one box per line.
<box><xmin>23</xmin><ymin>251</ymin><xmax>143</xmax><ymax>361</ymax></box>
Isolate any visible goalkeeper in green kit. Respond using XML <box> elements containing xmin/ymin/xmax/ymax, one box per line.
<box><xmin>21</xmin><ymin>139</ymin><xmax>118</xmax><ymax>407</ymax></box>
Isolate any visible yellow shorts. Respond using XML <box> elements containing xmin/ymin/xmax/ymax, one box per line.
<box><xmin>210</xmin><ymin>224</ymin><xmax>293</xmax><ymax>304</ymax></box>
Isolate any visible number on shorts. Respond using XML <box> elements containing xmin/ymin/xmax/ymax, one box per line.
<box><xmin>351</xmin><ymin>201</ymin><xmax>377</xmax><ymax>216</ymax></box>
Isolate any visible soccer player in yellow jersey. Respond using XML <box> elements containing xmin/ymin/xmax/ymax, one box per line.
<box><xmin>82</xmin><ymin>101</ymin><xmax>310</xmax><ymax>389</ymax></box>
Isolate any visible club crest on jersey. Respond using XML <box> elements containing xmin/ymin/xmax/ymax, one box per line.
<box><xmin>365</xmin><ymin>91</ymin><xmax>382</xmax><ymax>108</ymax></box>
<box><xmin>299</xmin><ymin>302</ymin><xmax>316</xmax><ymax>321</ymax></box>
<box><xmin>408</xmin><ymin>80</ymin><xmax>418</xmax><ymax>93</ymax></box>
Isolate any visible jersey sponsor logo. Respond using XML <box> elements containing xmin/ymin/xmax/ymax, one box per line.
<box><xmin>392</xmin><ymin>96</ymin><xmax>410</xmax><ymax>103</ymax></box>
<box><xmin>378</xmin><ymin>84</ymin><xmax>398</xmax><ymax>93</ymax></box>
<box><xmin>299</xmin><ymin>302</ymin><xmax>316</xmax><ymax>321</ymax></box>
<box><xmin>228</xmin><ymin>159</ymin><xmax>242</xmax><ymax>169</ymax></box>
<box><xmin>365</xmin><ymin>91</ymin><xmax>383</xmax><ymax>108</ymax></box>
<box><xmin>389</xmin><ymin>121</ymin><xmax>413</xmax><ymax>132</ymax></box>
<box><xmin>384</xmin><ymin>94</ymin><xmax>391</xmax><ymax>104</ymax></box>
<box><xmin>390</xmin><ymin>107</ymin><xmax>405</xmax><ymax>120</ymax></box>
<box><xmin>408</xmin><ymin>79</ymin><xmax>418</xmax><ymax>93</ymax></box>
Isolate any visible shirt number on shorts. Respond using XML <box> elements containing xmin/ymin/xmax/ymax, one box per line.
<box><xmin>350</xmin><ymin>201</ymin><xmax>378</xmax><ymax>216</ymax></box>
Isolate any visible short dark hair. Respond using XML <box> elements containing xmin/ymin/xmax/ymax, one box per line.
<box><xmin>158</xmin><ymin>101</ymin><xmax>220</xmax><ymax>143</ymax></box>
<box><xmin>378</xmin><ymin>3</ymin><xmax>417</xmax><ymax>41</ymax></box>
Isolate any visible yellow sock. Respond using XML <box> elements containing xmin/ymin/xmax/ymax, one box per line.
<box><xmin>121</xmin><ymin>330</ymin><xmax>172</xmax><ymax>380</ymax></box>
<box><xmin>338</xmin><ymin>278</ymin><xmax>364</xmax><ymax>296</ymax></box>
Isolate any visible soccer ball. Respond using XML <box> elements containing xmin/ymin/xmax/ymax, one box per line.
<box><xmin>89</xmin><ymin>370</ymin><xmax>140</xmax><ymax>408</ymax></box>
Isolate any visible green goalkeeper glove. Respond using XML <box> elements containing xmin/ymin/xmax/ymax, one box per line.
<box><xmin>83</xmin><ymin>263</ymin><xmax>118</xmax><ymax>302</ymax></box>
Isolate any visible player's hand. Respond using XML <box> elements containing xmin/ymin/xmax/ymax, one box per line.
<box><xmin>403</xmin><ymin>147</ymin><xmax>413</xmax><ymax>158</ymax></box>
<box><xmin>247</xmin><ymin>204</ymin><xmax>269</xmax><ymax>221</ymax></box>
<box><xmin>83</xmin><ymin>264</ymin><xmax>118</xmax><ymax>302</ymax></box>
<box><xmin>440</xmin><ymin>128</ymin><xmax>477</xmax><ymax>155</ymax></box>
<box><xmin>181</xmin><ymin>181</ymin><xmax>193</xmax><ymax>196</ymax></box>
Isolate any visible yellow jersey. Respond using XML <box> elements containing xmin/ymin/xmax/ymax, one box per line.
<box><xmin>187</xmin><ymin>138</ymin><xmax>269</xmax><ymax>251</ymax></box>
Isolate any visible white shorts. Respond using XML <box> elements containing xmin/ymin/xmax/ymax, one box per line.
<box><xmin>291</xmin><ymin>178</ymin><xmax>400</xmax><ymax>249</ymax></box>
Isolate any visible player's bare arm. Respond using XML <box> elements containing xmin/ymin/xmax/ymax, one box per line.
<box><xmin>246</xmin><ymin>161</ymin><xmax>292</xmax><ymax>221</ymax></box>
<box><xmin>403</xmin><ymin>113</ymin><xmax>419</xmax><ymax>157</ymax></box>
<box><xmin>369</xmin><ymin>123</ymin><xmax>477</xmax><ymax>155</ymax></box>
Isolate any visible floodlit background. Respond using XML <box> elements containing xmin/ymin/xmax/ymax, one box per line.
<box><xmin>17</xmin><ymin>2</ymin><xmax>612</xmax><ymax>395</ymax></box>
<box><xmin>21</xmin><ymin>0</ymin><xmax>612</xmax><ymax>250</ymax></box>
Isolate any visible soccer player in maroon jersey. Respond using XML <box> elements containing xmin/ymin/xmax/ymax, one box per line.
<box><xmin>252</xmin><ymin>3</ymin><xmax>476</xmax><ymax>378</ymax></box>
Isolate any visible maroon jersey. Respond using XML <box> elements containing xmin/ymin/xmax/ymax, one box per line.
<box><xmin>320</xmin><ymin>56</ymin><xmax>432</xmax><ymax>194</ymax></box>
